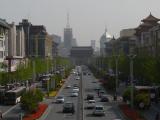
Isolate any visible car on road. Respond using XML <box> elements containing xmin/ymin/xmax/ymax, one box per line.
<box><xmin>86</xmin><ymin>94</ymin><xmax>94</xmax><ymax>100</ymax></box>
<box><xmin>56</xmin><ymin>96</ymin><xmax>64</xmax><ymax>103</ymax></box>
<box><xmin>63</xmin><ymin>102</ymin><xmax>75</xmax><ymax>114</ymax></box>
<box><xmin>66</xmin><ymin>85</ymin><xmax>71</xmax><ymax>89</ymax></box>
<box><xmin>100</xmin><ymin>95</ymin><xmax>109</xmax><ymax>102</ymax></box>
<box><xmin>73</xmin><ymin>84</ymin><xmax>78</xmax><ymax>87</ymax></box>
<box><xmin>99</xmin><ymin>90</ymin><xmax>105</xmax><ymax>97</ymax></box>
<box><xmin>71</xmin><ymin>91</ymin><xmax>78</xmax><ymax>97</ymax></box>
<box><xmin>94</xmin><ymin>87</ymin><xmax>101</xmax><ymax>91</ymax></box>
<box><xmin>93</xmin><ymin>105</ymin><xmax>105</xmax><ymax>116</ymax></box>
<box><xmin>92</xmin><ymin>81</ymin><xmax>97</xmax><ymax>83</ymax></box>
<box><xmin>73</xmin><ymin>87</ymin><xmax>79</xmax><ymax>92</ymax></box>
<box><xmin>75</xmin><ymin>77</ymin><xmax>80</xmax><ymax>80</ymax></box>
<box><xmin>87</xmin><ymin>100</ymin><xmax>95</xmax><ymax>109</ymax></box>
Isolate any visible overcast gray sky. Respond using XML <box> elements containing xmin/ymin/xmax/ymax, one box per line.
<box><xmin>0</xmin><ymin>0</ymin><xmax>160</xmax><ymax>46</ymax></box>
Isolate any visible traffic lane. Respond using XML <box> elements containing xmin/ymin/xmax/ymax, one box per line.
<box><xmin>3</xmin><ymin>104</ymin><xmax>22</xmax><ymax>120</ymax></box>
<box><xmin>0</xmin><ymin>105</ymin><xmax>13</xmax><ymax>114</ymax></box>
<box><xmin>45</xmin><ymin>74</ymin><xmax>79</xmax><ymax>120</ymax></box>
<box><xmin>83</xmin><ymin>74</ymin><xmax>125</xmax><ymax>120</ymax></box>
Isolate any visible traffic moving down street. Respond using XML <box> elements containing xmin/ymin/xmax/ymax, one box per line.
<box><xmin>44</xmin><ymin>66</ymin><xmax>125</xmax><ymax>120</ymax></box>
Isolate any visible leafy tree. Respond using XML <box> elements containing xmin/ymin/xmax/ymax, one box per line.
<box><xmin>21</xmin><ymin>89</ymin><xmax>44</xmax><ymax>113</ymax></box>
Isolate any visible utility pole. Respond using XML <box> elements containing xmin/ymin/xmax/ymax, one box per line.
<box><xmin>128</xmin><ymin>54</ymin><xmax>136</xmax><ymax>108</ymax></box>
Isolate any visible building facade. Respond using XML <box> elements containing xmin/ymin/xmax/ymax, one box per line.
<box><xmin>8</xmin><ymin>22</ymin><xmax>17</xmax><ymax>57</ymax></box>
<box><xmin>29</xmin><ymin>25</ymin><xmax>53</xmax><ymax>58</ymax></box>
<box><xmin>64</xmin><ymin>27</ymin><xmax>73</xmax><ymax>50</ymax></box>
<box><xmin>135</xmin><ymin>13</ymin><xmax>160</xmax><ymax>56</ymax></box>
<box><xmin>45</xmin><ymin>35</ymin><xmax>52</xmax><ymax>57</ymax></box>
<box><xmin>72</xmin><ymin>38</ymin><xmax>77</xmax><ymax>47</ymax></box>
<box><xmin>70</xmin><ymin>46</ymin><xmax>93</xmax><ymax>65</ymax></box>
<box><xmin>91</xmin><ymin>40</ymin><xmax>96</xmax><ymax>51</ymax></box>
<box><xmin>16</xmin><ymin>25</ymin><xmax>25</xmax><ymax>57</ymax></box>
<box><xmin>0</xmin><ymin>19</ymin><xmax>9</xmax><ymax>63</ymax></box>
<box><xmin>19</xmin><ymin>19</ymin><xmax>32</xmax><ymax>57</ymax></box>
<box><xmin>100</xmin><ymin>29</ymin><xmax>112</xmax><ymax>56</ymax></box>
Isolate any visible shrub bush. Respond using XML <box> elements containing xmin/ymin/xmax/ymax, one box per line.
<box><xmin>21</xmin><ymin>89</ymin><xmax>44</xmax><ymax>113</ymax></box>
<box><xmin>135</xmin><ymin>93</ymin><xmax>150</xmax><ymax>109</ymax></box>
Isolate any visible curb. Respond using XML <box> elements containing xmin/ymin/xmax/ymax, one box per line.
<box><xmin>37</xmin><ymin>105</ymin><xmax>51</xmax><ymax>120</ymax></box>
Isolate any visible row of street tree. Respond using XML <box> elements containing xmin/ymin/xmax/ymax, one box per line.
<box><xmin>91</xmin><ymin>54</ymin><xmax>160</xmax><ymax>86</ymax></box>
<box><xmin>0</xmin><ymin>57</ymin><xmax>72</xmax><ymax>85</ymax></box>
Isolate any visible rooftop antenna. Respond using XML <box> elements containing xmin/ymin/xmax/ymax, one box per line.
<box><xmin>66</xmin><ymin>12</ymin><xmax>70</xmax><ymax>28</ymax></box>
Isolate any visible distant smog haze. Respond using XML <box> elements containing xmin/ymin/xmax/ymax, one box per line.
<box><xmin>0</xmin><ymin>0</ymin><xmax>160</xmax><ymax>46</ymax></box>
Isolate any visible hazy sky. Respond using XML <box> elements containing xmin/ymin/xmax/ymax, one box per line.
<box><xmin>0</xmin><ymin>0</ymin><xmax>160</xmax><ymax>46</ymax></box>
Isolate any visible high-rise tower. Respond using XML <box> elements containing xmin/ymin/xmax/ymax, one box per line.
<box><xmin>64</xmin><ymin>13</ymin><xmax>73</xmax><ymax>50</ymax></box>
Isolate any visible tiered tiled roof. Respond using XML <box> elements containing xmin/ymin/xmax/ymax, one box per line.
<box><xmin>135</xmin><ymin>13</ymin><xmax>160</xmax><ymax>36</ymax></box>
<box><xmin>142</xmin><ymin>13</ymin><xmax>160</xmax><ymax>22</ymax></box>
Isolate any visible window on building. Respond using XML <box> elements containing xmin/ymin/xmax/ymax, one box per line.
<box><xmin>0</xmin><ymin>51</ymin><xmax>3</xmax><ymax>58</ymax></box>
<box><xmin>0</xmin><ymin>40</ymin><xmax>3</xmax><ymax>47</ymax></box>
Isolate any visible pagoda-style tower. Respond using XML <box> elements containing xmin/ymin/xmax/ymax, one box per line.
<box><xmin>135</xmin><ymin>13</ymin><xmax>160</xmax><ymax>56</ymax></box>
<box><xmin>135</xmin><ymin>13</ymin><xmax>160</xmax><ymax>36</ymax></box>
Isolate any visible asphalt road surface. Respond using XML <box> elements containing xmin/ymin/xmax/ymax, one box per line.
<box><xmin>44</xmin><ymin>73</ymin><xmax>80</xmax><ymax>120</ymax></box>
<box><xmin>45</xmin><ymin>66</ymin><xmax>126</xmax><ymax>120</ymax></box>
<box><xmin>82</xmin><ymin>69</ymin><xmax>125</xmax><ymax>120</ymax></box>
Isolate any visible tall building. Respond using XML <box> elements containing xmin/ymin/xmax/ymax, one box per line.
<box><xmin>64</xmin><ymin>13</ymin><xmax>73</xmax><ymax>51</ymax></box>
<box><xmin>19</xmin><ymin>19</ymin><xmax>32</xmax><ymax>57</ymax></box>
<box><xmin>0</xmin><ymin>19</ymin><xmax>9</xmax><ymax>63</ymax></box>
<box><xmin>8</xmin><ymin>22</ymin><xmax>25</xmax><ymax>57</ymax></box>
<box><xmin>29</xmin><ymin>25</ymin><xmax>47</xmax><ymax>57</ymax></box>
<box><xmin>8</xmin><ymin>22</ymin><xmax>17</xmax><ymax>57</ymax></box>
<box><xmin>91</xmin><ymin>40</ymin><xmax>96</xmax><ymax>51</ymax></box>
<box><xmin>16</xmin><ymin>25</ymin><xmax>25</xmax><ymax>57</ymax></box>
<box><xmin>100</xmin><ymin>28</ymin><xmax>112</xmax><ymax>56</ymax></box>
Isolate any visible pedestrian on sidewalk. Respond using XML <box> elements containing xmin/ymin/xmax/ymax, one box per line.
<box><xmin>155</xmin><ymin>112</ymin><xmax>160</xmax><ymax>120</ymax></box>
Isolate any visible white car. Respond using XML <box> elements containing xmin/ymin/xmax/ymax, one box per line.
<box><xmin>66</xmin><ymin>85</ymin><xmax>71</xmax><ymax>89</ymax></box>
<box><xmin>93</xmin><ymin>105</ymin><xmax>105</xmax><ymax>116</ymax></box>
<box><xmin>56</xmin><ymin>96</ymin><xmax>64</xmax><ymax>103</ymax></box>
<box><xmin>71</xmin><ymin>92</ymin><xmax>78</xmax><ymax>97</ymax></box>
<box><xmin>73</xmin><ymin>87</ymin><xmax>79</xmax><ymax>92</ymax></box>
<box><xmin>75</xmin><ymin>77</ymin><xmax>80</xmax><ymax>80</ymax></box>
<box><xmin>87</xmin><ymin>100</ymin><xmax>95</xmax><ymax>109</ymax></box>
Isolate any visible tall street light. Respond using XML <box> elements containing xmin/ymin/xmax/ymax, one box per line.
<box><xmin>114</xmin><ymin>55</ymin><xmax>120</xmax><ymax>96</ymax></box>
<box><xmin>128</xmin><ymin>54</ymin><xmax>136</xmax><ymax>108</ymax></box>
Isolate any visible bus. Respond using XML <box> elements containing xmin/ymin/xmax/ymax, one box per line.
<box><xmin>4</xmin><ymin>86</ymin><xmax>26</xmax><ymax>105</ymax></box>
<box><xmin>135</xmin><ymin>86</ymin><xmax>160</xmax><ymax>102</ymax></box>
<box><xmin>42</xmin><ymin>77</ymin><xmax>50</xmax><ymax>90</ymax></box>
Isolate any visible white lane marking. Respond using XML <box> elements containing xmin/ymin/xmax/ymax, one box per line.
<box><xmin>3</xmin><ymin>104</ymin><xmax>19</xmax><ymax>116</ymax></box>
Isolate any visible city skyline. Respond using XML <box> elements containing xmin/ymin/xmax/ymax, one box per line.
<box><xmin>0</xmin><ymin>0</ymin><xmax>160</xmax><ymax>46</ymax></box>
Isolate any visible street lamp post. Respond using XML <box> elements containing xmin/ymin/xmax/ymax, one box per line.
<box><xmin>32</xmin><ymin>56</ymin><xmax>36</xmax><ymax>82</ymax></box>
<box><xmin>112</xmin><ymin>55</ymin><xmax>120</xmax><ymax>101</ymax></box>
<box><xmin>115</xmin><ymin>55</ymin><xmax>120</xmax><ymax>96</ymax></box>
<box><xmin>128</xmin><ymin>54</ymin><xmax>136</xmax><ymax>108</ymax></box>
